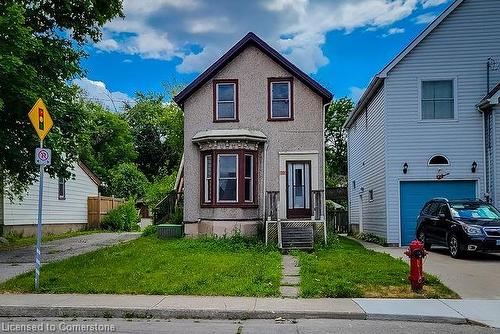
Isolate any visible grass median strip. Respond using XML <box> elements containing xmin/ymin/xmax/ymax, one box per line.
<box><xmin>0</xmin><ymin>235</ymin><xmax>282</xmax><ymax>297</ymax></box>
<box><xmin>296</xmin><ymin>236</ymin><xmax>458</xmax><ymax>299</ymax></box>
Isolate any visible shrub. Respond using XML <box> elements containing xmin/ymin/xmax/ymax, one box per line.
<box><xmin>141</xmin><ymin>224</ymin><xmax>157</xmax><ymax>237</ymax></box>
<box><xmin>170</xmin><ymin>205</ymin><xmax>183</xmax><ymax>225</ymax></box>
<box><xmin>101</xmin><ymin>200</ymin><xmax>140</xmax><ymax>232</ymax></box>
<box><xmin>144</xmin><ymin>172</ymin><xmax>177</xmax><ymax>208</ymax></box>
<box><xmin>353</xmin><ymin>232</ymin><xmax>387</xmax><ymax>246</ymax></box>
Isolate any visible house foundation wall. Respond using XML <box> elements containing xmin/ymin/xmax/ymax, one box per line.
<box><xmin>2</xmin><ymin>223</ymin><xmax>87</xmax><ymax>237</ymax></box>
<box><xmin>184</xmin><ymin>220</ymin><xmax>260</xmax><ymax>237</ymax></box>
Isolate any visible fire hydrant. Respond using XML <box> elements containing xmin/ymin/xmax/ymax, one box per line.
<box><xmin>404</xmin><ymin>240</ymin><xmax>427</xmax><ymax>291</ymax></box>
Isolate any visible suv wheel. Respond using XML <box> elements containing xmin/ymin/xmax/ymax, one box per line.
<box><xmin>448</xmin><ymin>234</ymin><xmax>464</xmax><ymax>259</ymax></box>
<box><xmin>417</xmin><ymin>230</ymin><xmax>431</xmax><ymax>250</ymax></box>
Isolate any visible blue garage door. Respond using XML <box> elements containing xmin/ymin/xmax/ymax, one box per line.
<box><xmin>400</xmin><ymin>181</ymin><xmax>476</xmax><ymax>245</ymax></box>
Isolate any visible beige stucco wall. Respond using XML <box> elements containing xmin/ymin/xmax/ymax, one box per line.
<box><xmin>183</xmin><ymin>46</ymin><xmax>325</xmax><ymax>227</ymax></box>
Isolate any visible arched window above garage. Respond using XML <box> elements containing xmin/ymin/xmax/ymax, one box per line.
<box><xmin>428</xmin><ymin>155</ymin><xmax>450</xmax><ymax>166</ymax></box>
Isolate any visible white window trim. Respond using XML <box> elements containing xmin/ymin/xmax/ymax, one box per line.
<box><xmin>417</xmin><ymin>77</ymin><xmax>458</xmax><ymax>122</ymax></box>
<box><xmin>271</xmin><ymin>81</ymin><xmax>291</xmax><ymax>119</ymax></box>
<box><xmin>244</xmin><ymin>154</ymin><xmax>253</xmax><ymax>202</ymax></box>
<box><xmin>204</xmin><ymin>155</ymin><xmax>212</xmax><ymax>203</ymax></box>
<box><xmin>217</xmin><ymin>153</ymin><xmax>238</xmax><ymax>203</ymax></box>
<box><xmin>216</xmin><ymin>83</ymin><xmax>236</xmax><ymax>120</ymax></box>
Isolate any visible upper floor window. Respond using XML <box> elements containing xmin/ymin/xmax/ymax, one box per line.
<box><xmin>58</xmin><ymin>176</ymin><xmax>66</xmax><ymax>200</ymax></box>
<box><xmin>421</xmin><ymin>80</ymin><xmax>455</xmax><ymax>120</ymax></box>
<box><xmin>213</xmin><ymin>79</ymin><xmax>238</xmax><ymax>122</ymax></box>
<box><xmin>268</xmin><ymin>77</ymin><xmax>293</xmax><ymax>121</ymax></box>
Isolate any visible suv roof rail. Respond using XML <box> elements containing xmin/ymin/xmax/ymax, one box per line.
<box><xmin>449</xmin><ymin>198</ymin><xmax>485</xmax><ymax>202</ymax></box>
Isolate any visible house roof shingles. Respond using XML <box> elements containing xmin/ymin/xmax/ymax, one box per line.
<box><xmin>173</xmin><ymin>32</ymin><xmax>332</xmax><ymax>106</ymax></box>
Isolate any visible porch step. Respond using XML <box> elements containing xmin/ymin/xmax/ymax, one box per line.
<box><xmin>281</xmin><ymin>226</ymin><xmax>314</xmax><ymax>250</ymax></box>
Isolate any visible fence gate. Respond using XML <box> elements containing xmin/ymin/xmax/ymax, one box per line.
<box><xmin>326</xmin><ymin>209</ymin><xmax>349</xmax><ymax>234</ymax></box>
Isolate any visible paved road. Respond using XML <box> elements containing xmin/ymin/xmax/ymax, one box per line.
<box><xmin>358</xmin><ymin>240</ymin><xmax>500</xmax><ymax>298</ymax></box>
<box><xmin>0</xmin><ymin>318</ymin><xmax>496</xmax><ymax>334</ymax></box>
<box><xmin>0</xmin><ymin>232</ymin><xmax>140</xmax><ymax>283</ymax></box>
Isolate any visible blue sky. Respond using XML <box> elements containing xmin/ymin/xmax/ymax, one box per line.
<box><xmin>76</xmin><ymin>0</ymin><xmax>453</xmax><ymax>110</ymax></box>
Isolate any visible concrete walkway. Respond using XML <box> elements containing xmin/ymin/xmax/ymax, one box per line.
<box><xmin>0</xmin><ymin>294</ymin><xmax>499</xmax><ymax>328</ymax></box>
<box><xmin>280</xmin><ymin>255</ymin><xmax>300</xmax><ymax>298</ymax></box>
<box><xmin>355</xmin><ymin>238</ymin><xmax>500</xmax><ymax>299</ymax></box>
<box><xmin>0</xmin><ymin>232</ymin><xmax>140</xmax><ymax>283</ymax></box>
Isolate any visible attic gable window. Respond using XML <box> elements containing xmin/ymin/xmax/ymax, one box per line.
<box><xmin>421</xmin><ymin>80</ymin><xmax>455</xmax><ymax>120</ymax></box>
<box><xmin>268</xmin><ymin>77</ymin><xmax>293</xmax><ymax>121</ymax></box>
<box><xmin>213</xmin><ymin>79</ymin><xmax>238</xmax><ymax>122</ymax></box>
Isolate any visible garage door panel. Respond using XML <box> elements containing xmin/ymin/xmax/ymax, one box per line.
<box><xmin>400</xmin><ymin>181</ymin><xmax>476</xmax><ymax>246</ymax></box>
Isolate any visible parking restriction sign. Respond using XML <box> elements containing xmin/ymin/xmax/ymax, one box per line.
<box><xmin>35</xmin><ymin>148</ymin><xmax>51</xmax><ymax>166</ymax></box>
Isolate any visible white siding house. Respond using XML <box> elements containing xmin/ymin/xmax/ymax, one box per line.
<box><xmin>1</xmin><ymin>161</ymin><xmax>100</xmax><ymax>236</ymax></box>
<box><xmin>345</xmin><ymin>0</ymin><xmax>500</xmax><ymax>246</ymax></box>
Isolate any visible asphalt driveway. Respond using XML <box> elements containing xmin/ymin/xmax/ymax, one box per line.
<box><xmin>0</xmin><ymin>232</ymin><xmax>140</xmax><ymax>283</ymax></box>
<box><xmin>357</xmin><ymin>239</ymin><xmax>500</xmax><ymax>299</ymax></box>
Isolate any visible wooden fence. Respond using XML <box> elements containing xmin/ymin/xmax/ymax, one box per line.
<box><xmin>87</xmin><ymin>195</ymin><xmax>125</xmax><ymax>228</ymax></box>
<box><xmin>326</xmin><ymin>209</ymin><xmax>349</xmax><ymax>234</ymax></box>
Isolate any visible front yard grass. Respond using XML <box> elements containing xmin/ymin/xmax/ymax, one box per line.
<box><xmin>0</xmin><ymin>230</ymin><xmax>103</xmax><ymax>251</ymax></box>
<box><xmin>0</xmin><ymin>235</ymin><xmax>282</xmax><ymax>297</ymax></box>
<box><xmin>296</xmin><ymin>236</ymin><xmax>458</xmax><ymax>299</ymax></box>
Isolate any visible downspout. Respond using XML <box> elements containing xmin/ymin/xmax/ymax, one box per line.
<box><xmin>262</xmin><ymin>141</ymin><xmax>269</xmax><ymax>244</ymax></box>
<box><xmin>322</xmin><ymin>100</ymin><xmax>332</xmax><ymax>244</ymax></box>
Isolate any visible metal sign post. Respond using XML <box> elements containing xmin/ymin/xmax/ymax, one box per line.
<box><xmin>35</xmin><ymin>141</ymin><xmax>44</xmax><ymax>289</ymax></box>
<box><xmin>28</xmin><ymin>98</ymin><xmax>53</xmax><ymax>290</ymax></box>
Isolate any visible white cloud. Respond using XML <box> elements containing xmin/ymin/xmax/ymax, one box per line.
<box><xmin>94</xmin><ymin>0</ymin><xmax>429</xmax><ymax>74</ymax></box>
<box><xmin>420</xmin><ymin>0</ymin><xmax>449</xmax><ymax>9</ymax></box>
<box><xmin>382</xmin><ymin>27</ymin><xmax>406</xmax><ymax>37</ymax></box>
<box><xmin>349</xmin><ymin>86</ymin><xmax>367</xmax><ymax>102</ymax></box>
<box><xmin>73</xmin><ymin>78</ymin><xmax>134</xmax><ymax>112</ymax></box>
<box><xmin>414</xmin><ymin>12</ymin><xmax>437</xmax><ymax>24</ymax></box>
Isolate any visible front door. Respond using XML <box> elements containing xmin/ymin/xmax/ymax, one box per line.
<box><xmin>287</xmin><ymin>161</ymin><xmax>311</xmax><ymax>219</ymax></box>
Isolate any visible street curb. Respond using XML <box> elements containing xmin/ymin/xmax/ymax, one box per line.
<box><xmin>366</xmin><ymin>313</ymin><xmax>467</xmax><ymax>325</ymax></box>
<box><xmin>0</xmin><ymin>305</ymin><xmax>476</xmax><ymax>325</ymax></box>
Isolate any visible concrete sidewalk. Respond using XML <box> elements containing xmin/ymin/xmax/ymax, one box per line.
<box><xmin>0</xmin><ymin>294</ymin><xmax>499</xmax><ymax>328</ymax></box>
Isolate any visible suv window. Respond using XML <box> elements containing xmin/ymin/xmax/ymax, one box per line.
<box><xmin>427</xmin><ymin>202</ymin><xmax>441</xmax><ymax>216</ymax></box>
<box><xmin>439</xmin><ymin>204</ymin><xmax>450</xmax><ymax>217</ymax></box>
<box><xmin>421</xmin><ymin>202</ymin><xmax>433</xmax><ymax>215</ymax></box>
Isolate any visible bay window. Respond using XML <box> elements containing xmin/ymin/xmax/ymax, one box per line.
<box><xmin>217</xmin><ymin>154</ymin><xmax>238</xmax><ymax>202</ymax></box>
<box><xmin>201</xmin><ymin>150</ymin><xmax>257</xmax><ymax>207</ymax></box>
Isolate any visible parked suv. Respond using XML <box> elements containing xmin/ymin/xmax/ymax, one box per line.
<box><xmin>416</xmin><ymin>198</ymin><xmax>500</xmax><ymax>258</ymax></box>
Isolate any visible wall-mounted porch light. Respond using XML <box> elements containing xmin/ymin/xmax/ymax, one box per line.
<box><xmin>403</xmin><ymin>162</ymin><xmax>408</xmax><ymax>174</ymax></box>
<box><xmin>471</xmin><ymin>161</ymin><xmax>477</xmax><ymax>173</ymax></box>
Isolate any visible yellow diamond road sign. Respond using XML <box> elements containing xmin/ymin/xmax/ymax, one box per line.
<box><xmin>28</xmin><ymin>98</ymin><xmax>53</xmax><ymax>141</ymax></box>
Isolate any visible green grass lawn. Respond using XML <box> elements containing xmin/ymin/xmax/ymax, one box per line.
<box><xmin>0</xmin><ymin>236</ymin><xmax>282</xmax><ymax>297</ymax></box>
<box><xmin>296</xmin><ymin>236</ymin><xmax>458</xmax><ymax>299</ymax></box>
<box><xmin>0</xmin><ymin>230</ymin><xmax>103</xmax><ymax>251</ymax></box>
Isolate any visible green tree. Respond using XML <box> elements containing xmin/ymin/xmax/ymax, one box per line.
<box><xmin>123</xmin><ymin>93</ymin><xmax>184</xmax><ymax>180</ymax></box>
<box><xmin>108</xmin><ymin>163</ymin><xmax>149</xmax><ymax>199</ymax></box>
<box><xmin>0</xmin><ymin>1</ymin><xmax>122</xmax><ymax>200</ymax></box>
<box><xmin>325</xmin><ymin>97</ymin><xmax>354</xmax><ymax>187</ymax></box>
<box><xmin>78</xmin><ymin>102</ymin><xmax>137</xmax><ymax>187</ymax></box>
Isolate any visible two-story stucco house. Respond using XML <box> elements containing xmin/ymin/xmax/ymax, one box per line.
<box><xmin>345</xmin><ymin>0</ymin><xmax>500</xmax><ymax>246</ymax></box>
<box><xmin>173</xmin><ymin>33</ymin><xmax>332</xmax><ymax>247</ymax></box>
